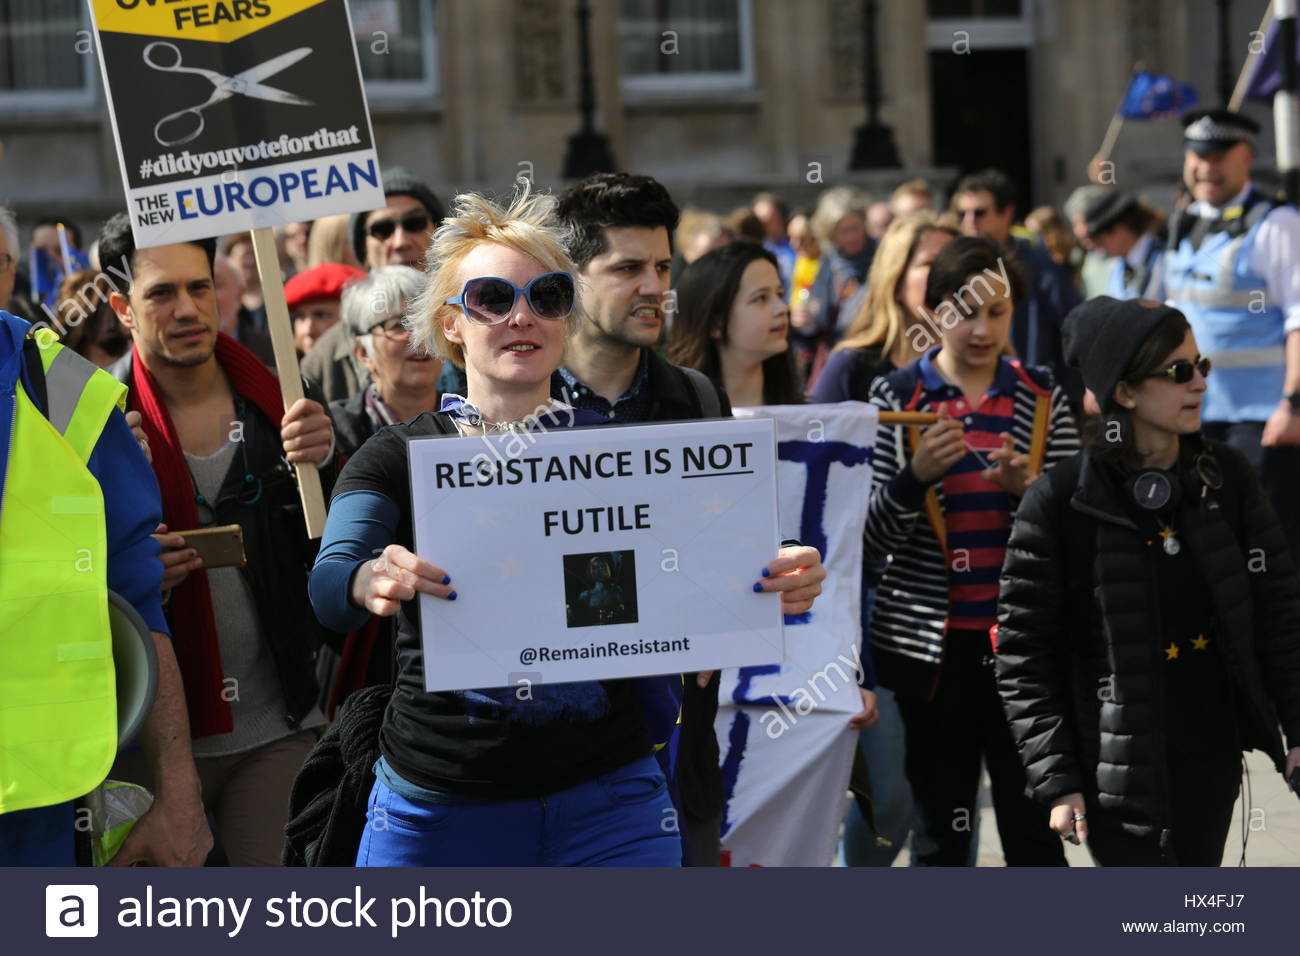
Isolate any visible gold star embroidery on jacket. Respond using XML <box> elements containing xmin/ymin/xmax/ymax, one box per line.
<box><xmin>1191</xmin><ymin>634</ymin><xmax>1209</xmax><ymax>650</ymax></box>
<box><xmin>1165</xmin><ymin>642</ymin><xmax>1180</xmax><ymax>661</ymax></box>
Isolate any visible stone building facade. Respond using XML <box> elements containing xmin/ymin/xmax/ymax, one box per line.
<box><xmin>0</xmin><ymin>0</ymin><xmax>1280</xmax><ymax>236</ymax></box>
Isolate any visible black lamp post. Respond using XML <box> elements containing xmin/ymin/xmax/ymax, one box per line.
<box><xmin>1216</xmin><ymin>0</ymin><xmax>1233</xmax><ymax>105</ymax></box>
<box><xmin>848</xmin><ymin>0</ymin><xmax>901</xmax><ymax>169</ymax></box>
<box><xmin>562</xmin><ymin>0</ymin><xmax>617</xmax><ymax>178</ymax></box>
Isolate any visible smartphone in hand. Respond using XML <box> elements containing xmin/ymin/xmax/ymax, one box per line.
<box><xmin>175</xmin><ymin>525</ymin><xmax>246</xmax><ymax>569</ymax></box>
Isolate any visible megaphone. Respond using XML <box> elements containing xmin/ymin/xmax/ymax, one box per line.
<box><xmin>107</xmin><ymin>590</ymin><xmax>159</xmax><ymax>750</ymax></box>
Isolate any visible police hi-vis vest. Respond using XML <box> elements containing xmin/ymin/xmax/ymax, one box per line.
<box><xmin>0</xmin><ymin>322</ymin><xmax>126</xmax><ymax>815</ymax></box>
<box><xmin>1164</xmin><ymin>191</ymin><xmax>1285</xmax><ymax>423</ymax></box>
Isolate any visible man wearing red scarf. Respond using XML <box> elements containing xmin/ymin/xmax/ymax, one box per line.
<box><xmin>100</xmin><ymin>213</ymin><xmax>338</xmax><ymax>866</ymax></box>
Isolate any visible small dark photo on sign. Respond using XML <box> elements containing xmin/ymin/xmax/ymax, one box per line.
<box><xmin>564</xmin><ymin>550</ymin><xmax>638</xmax><ymax>628</ymax></box>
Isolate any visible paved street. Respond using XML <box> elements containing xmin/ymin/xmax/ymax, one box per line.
<box><xmin>887</xmin><ymin>750</ymin><xmax>1300</xmax><ymax>867</ymax></box>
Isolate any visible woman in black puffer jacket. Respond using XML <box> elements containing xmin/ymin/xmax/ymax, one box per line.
<box><xmin>996</xmin><ymin>296</ymin><xmax>1300</xmax><ymax>866</ymax></box>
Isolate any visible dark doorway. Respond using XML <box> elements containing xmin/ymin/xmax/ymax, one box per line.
<box><xmin>930</xmin><ymin>49</ymin><xmax>1034</xmax><ymax>210</ymax></box>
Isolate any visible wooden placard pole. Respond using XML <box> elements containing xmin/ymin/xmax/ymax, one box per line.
<box><xmin>250</xmin><ymin>226</ymin><xmax>327</xmax><ymax>539</ymax></box>
<box><xmin>878</xmin><ymin>411</ymin><xmax>938</xmax><ymax>426</ymax></box>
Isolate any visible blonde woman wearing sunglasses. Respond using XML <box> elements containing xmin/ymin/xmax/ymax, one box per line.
<box><xmin>310</xmin><ymin>187</ymin><xmax>818</xmax><ymax>867</ymax></box>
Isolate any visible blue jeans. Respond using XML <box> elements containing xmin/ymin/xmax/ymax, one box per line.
<box><xmin>840</xmin><ymin>685</ymin><xmax>913</xmax><ymax>866</ymax></box>
<box><xmin>356</xmin><ymin>754</ymin><xmax>681</xmax><ymax>867</ymax></box>
<box><xmin>0</xmin><ymin>802</ymin><xmax>75</xmax><ymax>866</ymax></box>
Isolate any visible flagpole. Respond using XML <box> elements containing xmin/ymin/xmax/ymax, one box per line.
<box><xmin>1089</xmin><ymin>61</ymin><xmax>1144</xmax><ymax>183</ymax></box>
<box><xmin>1275</xmin><ymin>0</ymin><xmax>1300</xmax><ymax>205</ymax></box>
<box><xmin>1097</xmin><ymin>113</ymin><xmax>1126</xmax><ymax>161</ymax></box>
<box><xmin>1229</xmin><ymin>0</ymin><xmax>1275</xmax><ymax>111</ymax></box>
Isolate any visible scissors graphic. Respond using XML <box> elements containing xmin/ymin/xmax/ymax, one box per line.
<box><xmin>144</xmin><ymin>41</ymin><xmax>315</xmax><ymax>148</ymax></box>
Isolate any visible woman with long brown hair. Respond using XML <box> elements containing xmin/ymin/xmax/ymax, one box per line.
<box><xmin>811</xmin><ymin>214</ymin><xmax>957</xmax><ymax>405</ymax></box>
<box><xmin>667</xmin><ymin>242</ymin><xmax>801</xmax><ymax>406</ymax></box>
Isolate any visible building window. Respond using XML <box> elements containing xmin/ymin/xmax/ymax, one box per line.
<box><xmin>618</xmin><ymin>0</ymin><xmax>755</xmax><ymax>96</ymax></box>
<box><xmin>0</xmin><ymin>0</ymin><xmax>94</xmax><ymax>109</ymax></box>
<box><xmin>926</xmin><ymin>0</ymin><xmax>1033</xmax><ymax>50</ymax></box>
<box><xmin>351</xmin><ymin>0</ymin><xmax>439</xmax><ymax>100</ymax></box>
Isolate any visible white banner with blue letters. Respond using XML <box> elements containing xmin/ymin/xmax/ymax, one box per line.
<box><xmin>716</xmin><ymin>402</ymin><xmax>877</xmax><ymax>867</ymax></box>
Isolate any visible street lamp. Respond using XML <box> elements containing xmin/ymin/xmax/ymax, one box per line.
<box><xmin>848</xmin><ymin>0</ymin><xmax>901</xmax><ymax>169</ymax></box>
<box><xmin>562</xmin><ymin>0</ymin><xmax>617</xmax><ymax>178</ymax></box>
<box><xmin>1217</xmin><ymin>0</ymin><xmax>1234</xmax><ymax>106</ymax></box>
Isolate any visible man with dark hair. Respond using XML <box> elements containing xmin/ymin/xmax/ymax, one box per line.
<box><xmin>304</xmin><ymin>167</ymin><xmax>446</xmax><ymax>403</ymax></box>
<box><xmin>1081</xmin><ymin>191</ymin><xmax>1165</xmax><ymax>300</ymax></box>
<box><xmin>951</xmin><ymin>168</ymin><xmax>1080</xmax><ymax>387</ymax></box>
<box><xmin>96</xmin><ymin>211</ymin><xmax>217</xmax><ymax>282</ymax></box>
<box><xmin>100</xmin><ymin>212</ymin><xmax>338</xmax><ymax>865</ymax></box>
<box><xmin>554</xmin><ymin>172</ymin><xmax>829</xmax><ymax>866</ymax></box>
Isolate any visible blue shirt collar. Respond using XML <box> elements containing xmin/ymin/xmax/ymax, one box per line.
<box><xmin>917</xmin><ymin>346</ymin><xmax>946</xmax><ymax>391</ymax></box>
<box><xmin>437</xmin><ymin>393</ymin><xmax>603</xmax><ymax>430</ymax></box>
<box><xmin>919</xmin><ymin>346</ymin><xmax>1019</xmax><ymax>398</ymax></box>
<box><xmin>556</xmin><ymin>348</ymin><xmax>651</xmax><ymax>404</ymax></box>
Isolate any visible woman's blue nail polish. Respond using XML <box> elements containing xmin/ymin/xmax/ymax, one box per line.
<box><xmin>442</xmin><ymin>575</ymin><xmax>451</xmax><ymax>585</ymax></box>
<box><xmin>447</xmin><ymin>590</ymin><xmax>458</xmax><ymax>601</ymax></box>
<box><xmin>761</xmin><ymin>568</ymin><xmax>771</xmax><ymax>577</ymax></box>
<box><xmin>753</xmin><ymin>582</ymin><xmax>764</xmax><ymax>592</ymax></box>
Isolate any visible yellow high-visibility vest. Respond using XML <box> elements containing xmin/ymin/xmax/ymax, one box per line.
<box><xmin>0</xmin><ymin>329</ymin><xmax>127</xmax><ymax>814</ymax></box>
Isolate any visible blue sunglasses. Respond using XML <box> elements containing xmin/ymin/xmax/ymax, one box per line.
<box><xmin>446</xmin><ymin>272</ymin><xmax>576</xmax><ymax>325</ymax></box>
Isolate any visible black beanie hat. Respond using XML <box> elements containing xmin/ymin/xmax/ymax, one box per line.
<box><xmin>1062</xmin><ymin>296</ymin><xmax>1185</xmax><ymax>412</ymax></box>
<box><xmin>350</xmin><ymin>167</ymin><xmax>445</xmax><ymax>265</ymax></box>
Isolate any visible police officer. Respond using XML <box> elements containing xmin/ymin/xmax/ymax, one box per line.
<box><xmin>1164</xmin><ymin>108</ymin><xmax>1300</xmax><ymax>557</ymax></box>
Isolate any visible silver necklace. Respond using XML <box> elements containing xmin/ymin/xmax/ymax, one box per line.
<box><xmin>457</xmin><ymin>412</ymin><xmax>533</xmax><ymax>434</ymax></box>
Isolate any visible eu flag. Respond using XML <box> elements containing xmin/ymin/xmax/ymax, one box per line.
<box><xmin>29</xmin><ymin>247</ymin><xmax>92</xmax><ymax>308</ymax></box>
<box><xmin>1118</xmin><ymin>70</ymin><xmax>1199</xmax><ymax>120</ymax></box>
<box><xmin>1246</xmin><ymin>21</ymin><xmax>1299</xmax><ymax>100</ymax></box>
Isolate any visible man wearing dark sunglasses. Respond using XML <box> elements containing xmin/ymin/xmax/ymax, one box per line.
<box><xmin>1164</xmin><ymin>108</ymin><xmax>1300</xmax><ymax>559</ymax></box>
<box><xmin>349</xmin><ymin>167</ymin><xmax>444</xmax><ymax>271</ymax></box>
<box><xmin>555</xmin><ymin>173</ymin><xmax>828</xmax><ymax>868</ymax></box>
<box><xmin>951</xmin><ymin>169</ymin><xmax>1080</xmax><ymax>398</ymax></box>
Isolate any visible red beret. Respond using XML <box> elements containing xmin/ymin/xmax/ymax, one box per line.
<box><xmin>284</xmin><ymin>263</ymin><xmax>367</xmax><ymax>311</ymax></box>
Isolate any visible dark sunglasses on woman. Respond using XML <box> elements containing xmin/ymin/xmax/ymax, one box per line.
<box><xmin>446</xmin><ymin>272</ymin><xmax>576</xmax><ymax>325</ymax></box>
<box><xmin>1147</xmin><ymin>355</ymin><xmax>1211</xmax><ymax>384</ymax></box>
<box><xmin>367</xmin><ymin>212</ymin><xmax>430</xmax><ymax>241</ymax></box>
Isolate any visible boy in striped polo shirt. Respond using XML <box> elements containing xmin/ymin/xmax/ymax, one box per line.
<box><xmin>864</xmin><ymin>237</ymin><xmax>1078</xmax><ymax>866</ymax></box>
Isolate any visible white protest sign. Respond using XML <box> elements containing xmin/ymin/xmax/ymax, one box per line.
<box><xmin>716</xmin><ymin>402</ymin><xmax>877</xmax><ymax>867</ymax></box>
<box><xmin>408</xmin><ymin>419</ymin><xmax>783</xmax><ymax>692</ymax></box>
<box><xmin>87</xmin><ymin>0</ymin><xmax>384</xmax><ymax>248</ymax></box>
